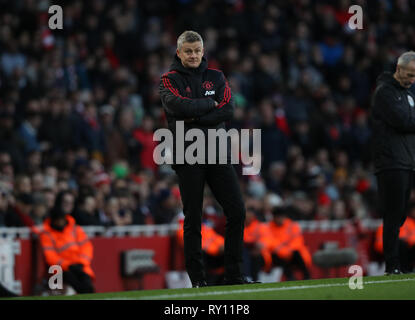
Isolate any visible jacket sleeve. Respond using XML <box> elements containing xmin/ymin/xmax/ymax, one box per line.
<box><xmin>195</xmin><ymin>73</ymin><xmax>234</xmax><ymax>126</ymax></box>
<box><xmin>375</xmin><ymin>85</ymin><xmax>415</xmax><ymax>132</ymax></box>
<box><xmin>159</xmin><ymin>73</ymin><xmax>216</xmax><ymax>118</ymax></box>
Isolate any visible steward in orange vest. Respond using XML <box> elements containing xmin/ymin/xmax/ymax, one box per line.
<box><xmin>39</xmin><ymin>191</ymin><xmax>95</xmax><ymax>294</ymax></box>
<box><xmin>243</xmin><ymin>207</ymin><xmax>273</xmax><ymax>281</ymax></box>
<box><xmin>268</xmin><ymin>206</ymin><xmax>311</xmax><ymax>280</ymax></box>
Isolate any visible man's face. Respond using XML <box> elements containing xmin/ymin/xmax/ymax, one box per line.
<box><xmin>177</xmin><ymin>41</ymin><xmax>204</xmax><ymax>69</ymax></box>
<box><xmin>62</xmin><ymin>193</ymin><xmax>74</xmax><ymax>213</ymax></box>
<box><xmin>397</xmin><ymin>61</ymin><xmax>415</xmax><ymax>88</ymax></box>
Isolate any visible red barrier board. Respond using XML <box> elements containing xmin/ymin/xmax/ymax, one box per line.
<box><xmin>90</xmin><ymin>236</ymin><xmax>172</xmax><ymax>293</ymax></box>
<box><xmin>13</xmin><ymin>229</ymin><xmax>377</xmax><ymax>296</ymax></box>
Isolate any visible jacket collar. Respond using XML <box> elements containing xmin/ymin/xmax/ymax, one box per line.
<box><xmin>44</xmin><ymin>215</ymin><xmax>76</xmax><ymax>232</ymax></box>
<box><xmin>377</xmin><ymin>71</ymin><xmax>406</xmax><ymax>90</ymax></box>
<box><xmin>170</xmin><ymin>54</ymin><xmax>208</xmax><ymax>75</ymax></box>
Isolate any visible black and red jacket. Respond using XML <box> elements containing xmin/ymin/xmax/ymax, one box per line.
<box><xmin>159</xmin><ymin>55</ymin><xmax>235</xmax><ymax>164</ymax></box>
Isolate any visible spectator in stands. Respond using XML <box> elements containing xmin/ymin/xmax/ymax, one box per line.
<box><xmin>115</xmin><ymin>107</ymin><xmax>141</xmax><ymax>165</ymax></box>
<box><xmin>73</xmin><ymin>193</ymin><xmax>101</xmax><ymax>226</ymax></box>
<box><xmin>31</xmin><ymin>172</ymin><xmax>44</xmax><ymax>193</ymax></box>
<box><xmin>114</xmin><ymin>187</ymin><xmax>134</xmax><ymax>226</ymax></box>
<box><xmin>38</xmin><ymin>98</ymin><xmax>75</xmax><ymax>155</ymax></box>
<box><xmin>17</xmin><ymin>100</ymin><xmax>43</xmax><ymax>155</ymax></box>
<box><xmin>73</xmin><ymin>102</ymin><xmax>105</xmax><ymax>159</ymax></box>
<box><xmin>32</xmin><ymin>192</ymin><xmax>48</xmax><ymax>226</ymax></box>
<box><xmin>151</xmin><ymin>188</ymin><xmax>179</xmax><ymax>225</ymax></box>
<box><xmin>14</xmin><ymin>174</ymin><xmax>32</xmax><ymax>195</ymax></box>
<box><xmin>268</xmin><ymin>205</ymin><xmax>312</xmax><ymax>280</ymax></box>
<box><xmin>5</xmin><ymin>192</ymin><xmax>35</xmax><ymax>227</ymax></box>
<box><xmin>42</xmin><ymin>187</ymin><xmax>56</xmax><ymax>213</ymax></box>
<box><xmin>0</xmin><ymin>152</ymin><xmax>15</xmax><ymax>185</ymax></box>
<box><xmin>98</xmin><ymin>104</ymin><xmax>127</xmax><ymax>169</ymax></box>
<box><xmin>104</xmin><ymin>196</ymin><xmax>120</xmax><ymax>226</ymax></box>
<box><xmin>39</xmin><ymin>191</ymin><xmax>95</xmax><ymax>294</ymax></box>
<box><xmin>0</xmin><ymin>110</ymin><xmax>25</xmax><ymax>174</ymax></box>
<box><xmin>132</xmin><ymin>115</ymin><xmax>157</xmax><ymax>173</ymax></box>
<box><xmin>129</xmin><ymin>173</ymin><xmax>154</xmax><ymax>225</ymax></box>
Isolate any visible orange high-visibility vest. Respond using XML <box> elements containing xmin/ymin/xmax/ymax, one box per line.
<box><xmin>244</xmin><ymin>219</ymin><xmax>273</xmax><ymax>272</ymax></box>
<box><xmin>375</xmin><ymin>217</ymin><xmax>415</xmax><ymax>253</ymax></box>
<box><xmin>401</xmin><ymin>217</ymin><xmax>415</xmax><ymax>246</ymax></box>
<box><xmin>39</xmin><ymin>215</ymin><xmax>95</xmax><ymax>279</ymax></box>
<box><xmin>201</xmin><ymin>224</ymin><xmax>224</xmax><ymax>256</ymax></box>
<box><xmin>374</xmin><ymin>224</ymin><xmax>383</xmax><ymax>254</ymax></box>
<box><xmin>268</xmin><ymin>218</ymin><xmax>312</xmax><ymax>267</ymax></box>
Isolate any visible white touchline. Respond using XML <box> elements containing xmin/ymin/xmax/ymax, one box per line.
<box><xmin>101</xmin><ymin>277</ymin><xmax>415</xmax><ymax>300</ymax></box>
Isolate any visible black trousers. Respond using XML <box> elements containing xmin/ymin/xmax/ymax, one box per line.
<box><xmin>63</xmin><ymin>270</ymin><xmax>95</xmax><ymax>294</ymax></box>
<box><xmin>272</xmin><ymin>251</ymin><xmax>310</xmax><ymax>281</ymax></box>
<box><xmin>376</xmin><ymin>169</ymin><xmax>413</xmax><ymax>271</ymax></box>
<box><xmin>243</xmin><ymin>248</ymin><xmax>264</xmax><ymax>282</ymax></box>
<box><xmin>173</xmin><ymin>164</ymin><xmax>246</xmax><ymax>282</ymax></box>
<box><xmin>399</xmin><ymin>240</ymin><xmax>415</xmax><ymax>272</ymax></box>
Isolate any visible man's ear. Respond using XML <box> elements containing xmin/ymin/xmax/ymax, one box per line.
<box><xmin>176</xmin><ymin>48</ymin><xmax>180</xmax><ymax>57</ymax></box>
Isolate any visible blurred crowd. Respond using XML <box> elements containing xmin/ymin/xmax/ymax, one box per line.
<box><xmin>1</xmin><ymin>0</ymin><xmax>415</xmax><ymax>230</ymax></box>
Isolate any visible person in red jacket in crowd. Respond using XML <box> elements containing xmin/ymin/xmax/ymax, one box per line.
<box><xmin>374</xmin><ymin>202</ymin><xmax>415</xmax><ymax>273</ymax></box>
<box><xmin>39</xmin><ymin>191</ymin><xmax>95</xmax><ymax>294</ymax></box>
<box><xmin>243</xmin><ymin>207</ymin><xmax>273</xmax><ymax>281</ymax></box>
<box><xmin>133</xmin><ymin>115</ymin><xmax>158</xmax><ymax>172</ymax></box>
<box><xmin>176</xmin><ymin>214</ymin><xmax>225</xmax><ymax>285</ymax></box>
<box><xmin>268</xmin><ymin>205</ymin><xmax>312</xmax><ymax>280</ymax></box>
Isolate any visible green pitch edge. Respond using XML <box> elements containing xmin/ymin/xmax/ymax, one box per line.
<box><xmin>6</xmin><ymin>274</ymin><xmax>415</xmax><ymax>300</ymax></box>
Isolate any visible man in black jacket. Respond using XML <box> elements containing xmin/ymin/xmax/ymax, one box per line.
<box><xmin>371</xmin><ymin>51</ymin><xmax>415</xmax><ymax>275</ymax></box>
<box><xmin>159</xmin><ymin>31</ymin><xmax>253</xmax><ymax>286</ymax></box>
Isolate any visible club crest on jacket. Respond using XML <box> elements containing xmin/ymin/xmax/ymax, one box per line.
<box><xmin>202</xmin><ymin>81</ymin><xmax>214</xmax><ymax>90</ymax></box>
<box><xmin>408</xmin><ymin>95</ymin><xmax>414</xmax><ymax>107</ymax></box>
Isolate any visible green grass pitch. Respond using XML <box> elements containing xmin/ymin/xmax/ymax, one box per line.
<box><xmin>7</xmin><ymin>273</ymin><xmax>415</xmax><ymax>300</ymax></box>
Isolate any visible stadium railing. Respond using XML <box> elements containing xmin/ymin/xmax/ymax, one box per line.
<box><xmin>0</xmin><ymin>219</ymin><xmax>382</xmax><ymax>239</ymax></box>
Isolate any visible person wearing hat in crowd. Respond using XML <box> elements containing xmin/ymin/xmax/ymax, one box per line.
<box><xmin>38</xmin><ymin>191</ymin><xmax>95</xmax><ymax>294</ymax></box>
<box><xmin>268</xmin><ymin>205</ymin><xmax>312</xmax><ymax>280</ymax></box>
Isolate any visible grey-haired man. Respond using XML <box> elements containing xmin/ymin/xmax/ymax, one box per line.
<box><xmin>371</xmin><ymin>51</ymin><xmax>415</xmax><ymax>275</ymax></box>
